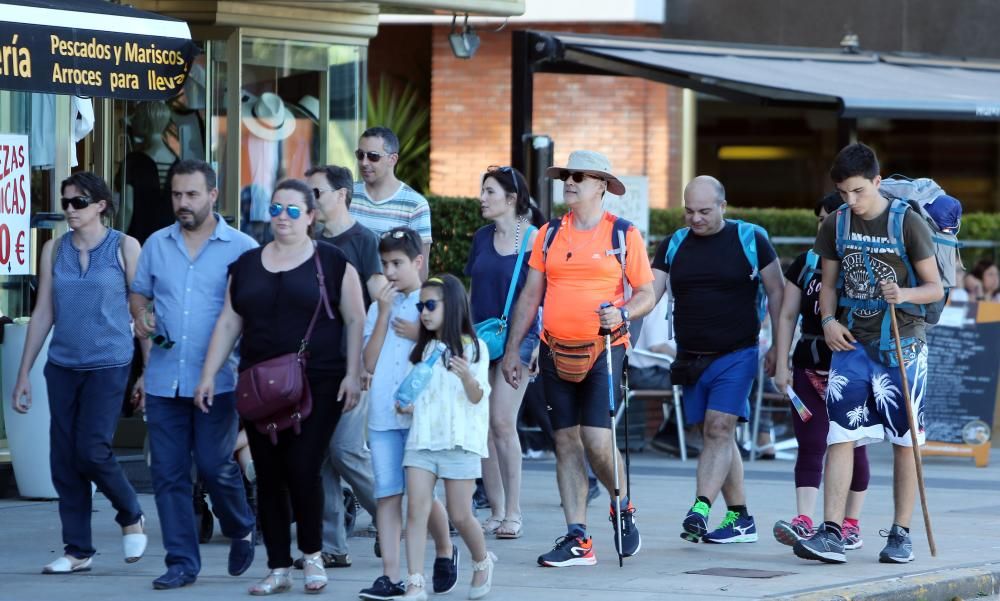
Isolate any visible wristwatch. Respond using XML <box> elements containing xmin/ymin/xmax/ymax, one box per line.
<box><xmin>619</xmin><ymin>307</ymin><xmax>630</xmax><ymax>324</ymax></box>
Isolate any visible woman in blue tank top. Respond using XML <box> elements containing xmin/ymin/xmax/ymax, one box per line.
<box><xmin>464</xmin><ymin>166</ymin><xmax>541</xmax><ymax>540</ymax></box>
<box><xmin>11</xmin><ymin>172</ymin><xmax>147</xmax><ymax>574</ymax></box>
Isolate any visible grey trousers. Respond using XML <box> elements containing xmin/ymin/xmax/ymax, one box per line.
<box><xmin>321</xmin><ymin>393</ymin><xmax>377</xmax><ymax>555</ymax></box>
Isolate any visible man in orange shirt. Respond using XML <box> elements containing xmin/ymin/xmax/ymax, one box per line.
<box><xmin>502</xmin><ymin>150</ymin><xmax>655</xmax><ymax>567</ymax></box>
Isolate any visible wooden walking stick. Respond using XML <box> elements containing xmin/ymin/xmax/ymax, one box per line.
<box><xmin>888</xmin><ymin>307</ymin><xmax>937</xmax><ymax>557</ymax></box>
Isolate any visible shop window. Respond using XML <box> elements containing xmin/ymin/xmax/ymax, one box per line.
<box><xmin>238</xmin><ymin>37</ymin><xmax>364</xmax><ymax>244</ymax></box>
<box><xmin>107</xmin><ymin>53</ymin><xmax>211</xmax><ymax>244</ymax></box>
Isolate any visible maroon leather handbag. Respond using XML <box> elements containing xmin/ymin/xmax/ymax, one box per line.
<box><xmin>236</xmin><ymin>248</ymin><xmax>334</xmax><ymax>444</ymax></box>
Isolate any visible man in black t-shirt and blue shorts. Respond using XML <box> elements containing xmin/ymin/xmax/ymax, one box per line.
<box><xmin>793</xmin><ymin>143</ymin><xmax>941</xmax><ymax>566</ymax></box>
<box><xmin>651</xmin><ymin>175</ymin><xmax>785</xmax><ymax>546</ymax></box>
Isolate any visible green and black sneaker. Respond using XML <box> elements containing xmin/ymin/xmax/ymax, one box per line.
<box><xmin>681</xmin><ymin>500</ymin><xmax>710</xmax><ymax>543</ymax></box>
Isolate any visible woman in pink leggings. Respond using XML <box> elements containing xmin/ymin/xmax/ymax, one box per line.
<box><xmin>771</xmin><ymin>192</ymin><xmax>870</xmax><ymax>551</ymax></box>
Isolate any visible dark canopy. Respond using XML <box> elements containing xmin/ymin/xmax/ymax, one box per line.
<box><xmin>0</xmin><ymin>0</ymin><xmax>199</xmax><ymax>100</ymax></box>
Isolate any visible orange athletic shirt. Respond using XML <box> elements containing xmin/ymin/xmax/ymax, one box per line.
<box><xmin>528</xmin><ymin>211</ymin><xmax>653</xmax><ymax>344</ymax></box>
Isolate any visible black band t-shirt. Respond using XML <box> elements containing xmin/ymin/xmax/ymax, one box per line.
<box><xmin>229</xmin><ymin>241</ymin><xmax>348</xmax><ymax>374</ymax></box>
<box><xmin>652</xmin><ymin>221</ymin><xmax>777</xmax><ymax>353</ymax></box>
<box><xmin>785</xmin><ymin>251</ymin><xmax>832</xmax><ymax>370</ymax></box>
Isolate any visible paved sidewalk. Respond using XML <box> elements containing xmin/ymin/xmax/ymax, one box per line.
<box><xmin>2</xmin><ymin>444</ymin><xmax>999</xmax><ymax>601</ymax></box>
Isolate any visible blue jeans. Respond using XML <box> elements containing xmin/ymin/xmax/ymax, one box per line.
<box><xmin>146</xmin><ymin>392</ymin><xmax>254</xmax><ymax>574</ymax></box>
<box><xmin>44</xmin><ymin>362</ymin><xmax>143</xmax><ymax>559</ymax></box>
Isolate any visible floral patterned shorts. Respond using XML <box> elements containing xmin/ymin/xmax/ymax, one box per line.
<box><xmin>825</xmin><ymin>342</ymin><xmax>927</xmax><ymax>447</ymax></box>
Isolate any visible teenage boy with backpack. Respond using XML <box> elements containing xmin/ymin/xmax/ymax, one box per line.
<box><xmin>793</xmin><ymin>143</ymin><xmax>943</xmax><ymax>565</ymax></box>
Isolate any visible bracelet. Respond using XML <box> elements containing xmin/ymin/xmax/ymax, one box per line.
<box><xmin>821</xmin><ymin>316</ymin><xmax>836</xmax><ymax>327</ymax></box>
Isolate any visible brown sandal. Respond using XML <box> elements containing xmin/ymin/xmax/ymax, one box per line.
<box><xmin>495</xmin><ymin>517</ymin><xmax>522</xmax><ymax>539</ymax></box>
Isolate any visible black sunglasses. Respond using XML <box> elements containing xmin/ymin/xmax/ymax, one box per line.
<box><xmin>149</xmin><ymin>324</ymin><xmax>175</xmax><ymax>350</ymax></box>
<box><xmin>61</xmin><ymin>196</ymin><xmax>98</xmax><ymax>211</ymax></box>
<box><xmin>355</xmin><ymin>149</ymin><xmax>392</xmax><ymax>163</ymax></box>
<box><xmin>416</xmin><ymin>299</ymin><xmax>442</xmax><ymax>313</ymax></box>
<box><xmin>561</xmin><ymin>171</ymin><xmax>603</xmax><ymax>184</ymax></box>
<box><xmin>380</xmin><ymin>229</ymin><xmax>416</xmax><ymax>243</ymax></box>
<box><xmin>486</xmin><ymin>165</ymin><xmax>519</xmax><ymax>196</ymax></box>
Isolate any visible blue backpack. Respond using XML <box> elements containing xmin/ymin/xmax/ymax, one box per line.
<box><xmin>798</xmin><ymin>249</ymin><xmax>821</xmax><ymax>290</ymax></box>
<box><xmin>662</xmin><ymin>220</ymin><xmax>771</xmax><ymax>337</ymax></box>
<box><xmin>833</xmin><ymin>192</ymin><xmax>957</xmax><ymax>363</ymax></box>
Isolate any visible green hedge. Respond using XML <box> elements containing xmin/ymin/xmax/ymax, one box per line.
<box><xmin>427</xmin><ymin>195</ymin><xmax>1000</xmax><ymax>277</ymax></box>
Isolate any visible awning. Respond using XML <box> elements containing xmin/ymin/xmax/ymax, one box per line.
<box><xmin>530</xmin><ymin>31</ymin><xmax>1000</xmax><ymax>121</ymax></box>
<box><xmin>0</xmin><ymin>0</ymin><xmax>199</xmax><ymax>101</ymax></box>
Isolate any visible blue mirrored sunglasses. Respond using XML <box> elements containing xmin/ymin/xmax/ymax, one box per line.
<box><xmin>269</xmin><ymin>203</ymin><xmax>302</xmax><ymax>219</ymax></box>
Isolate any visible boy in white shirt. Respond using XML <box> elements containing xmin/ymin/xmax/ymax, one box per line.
<box><xmin>359</xmin><ymin>227</ymin><xmax>457</xmax><ymax>601</ymax></box>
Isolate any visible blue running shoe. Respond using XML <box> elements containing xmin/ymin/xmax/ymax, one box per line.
<box><xmin>681</xmin><ymin>500</ymin><xmax>710</xmax><ymax>543</ymax></box>
<box><xmin>703</xmin><ymin>511</ymin><xmax>758</xmax><ymax>544</ymax></box>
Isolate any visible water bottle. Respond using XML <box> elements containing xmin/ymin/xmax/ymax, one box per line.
<box><xmin>396</xmin><ymin>342</ymin><xmax>447</xmax><ymax>407</ymax></box>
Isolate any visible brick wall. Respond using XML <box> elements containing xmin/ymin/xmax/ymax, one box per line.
<box><xmin>428</xmin><ymin>23</ymin><xmax>684</xmax><ymax>208</ymax></box>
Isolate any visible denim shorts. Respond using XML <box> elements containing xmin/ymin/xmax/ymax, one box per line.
<box><xmin>403</xmin><ymin>447</ymin><xmax>482</xmax><ymax>480</ymax></box>
<box><xmin>368</xmin><ymin>428</ymin><xmax>409</xmax><ymax>498</ymax></box>
<box><xmin>519</xmin><ymin>328</ymin><xmax>540</xmax><ymax>366</ymax></box>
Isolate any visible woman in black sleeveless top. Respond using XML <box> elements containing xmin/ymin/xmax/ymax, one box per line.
<box><xmin>196</xmin><ymin>179</ymin><xmax>365</xmax><ymax>594</ymax></box>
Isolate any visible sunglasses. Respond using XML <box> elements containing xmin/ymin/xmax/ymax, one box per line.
<box><xmin>561</xmin><ymin>171</ymin><xmax>604</xmax><ymax>184</ymax></box>
<box><xmin>380</xmin><ymin>229</ymin><xmax>414</xmax><ymax>241</ymax></box>
<box><xmin>486</xmin><ymin>165</ymin><xmax>519</xmax><ymax>196</ymax></box>
<box><xmin>149</xmin><ymin>325</ymin><xmax>175</xmax><ymax>350</ymax></box>
<box><xmin>268</xmin><ymin>203</ymin><xmax>303</xmax><ymax>219</ymax></box>
<box><xmin>312</xmin><ymin>187</ymin><xmax>337</xmax><ymax>199</ymax></box>
<box><xmin>61</xmin><ymin>196</ymin><xmax>98</xmax><ymax>211</ymax></box>
<box><xmin>355</xmin><ymin>149</ymin><xmax>392</xmax><ymax>163</ymax></box>
<box><xmin>416</xmin><ymin>299</ymin><xmax>442</xmax><ymax>313</ymax></box>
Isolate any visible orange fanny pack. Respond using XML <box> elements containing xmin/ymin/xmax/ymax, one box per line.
<box><xmin>545</xmin><ymin>333</ymin><xmax>610</xmax><ymax>383</ymax></box>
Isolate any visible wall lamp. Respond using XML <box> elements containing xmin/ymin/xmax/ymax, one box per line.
<box><xmin>449</xmin><ymin>13</ymin><xmax>480</xmax><ymax>59</ymax></box>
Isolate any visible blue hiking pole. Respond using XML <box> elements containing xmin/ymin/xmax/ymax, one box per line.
<box><xmin>599</xmin><ymin>301</ymin><xmax>624</xmax><ymax>567</ymax></box>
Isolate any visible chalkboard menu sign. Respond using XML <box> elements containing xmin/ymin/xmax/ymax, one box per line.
<box><xmin>924</xmin><ymin>318</ymin><xmax>1000</xmax><ymax>444</ymax></box>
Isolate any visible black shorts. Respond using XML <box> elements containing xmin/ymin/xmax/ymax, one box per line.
<box><xmin>539</xmin><ymin>342</ymin><xmax>625</xmax><ymax>431</ymax></box>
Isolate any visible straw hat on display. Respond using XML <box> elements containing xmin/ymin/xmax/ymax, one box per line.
<box><xmin>242</xmin><ymin>92</ymin><xmax>296</xmax><ymax>140</ymax></box>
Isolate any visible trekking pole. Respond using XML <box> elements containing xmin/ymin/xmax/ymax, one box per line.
<box><xmin>621</xmin><ymin>354</ymin><xmax>632</xmax><ymax>507</ymax></box>
<box><xmin>599</xmin><ymin>302</ymin><xmax>624</xmax><ymax>568</ymax></box>
<box><xmin>888</xmin><ymin>307</ymin><xmax>937</xmax><ymax>557</ymax></box>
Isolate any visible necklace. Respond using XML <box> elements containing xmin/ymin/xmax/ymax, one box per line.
<box><xmin>495</xmin><ymin>217</ymin><xmax>522</xmax><ymax>255</ymax></box>
<box><xmin>563</xmin><ymin>213</ymin><xmax>602</xmax><ymax>261</ymax></box>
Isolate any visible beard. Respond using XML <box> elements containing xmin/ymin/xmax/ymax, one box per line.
<box><xmin>176</xmin><ymin>207</ymin><xmax>209</xmax><ymax>230</ymax></box>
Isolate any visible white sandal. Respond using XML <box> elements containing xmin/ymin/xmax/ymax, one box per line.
<box><xmin>468</xmin><ymin>552</ymin><xmax>497</xmax><ymax>600</ymax></box>
<box><xmin>403</xmin><ymin>573</ymin><xmax>428</xmax><ymax>601</ymax></box>
<box><xmin>122</xmin><ymin>515</ymin><xmax>147</xmax><ymax>563</ymax></box>
<box><xmin>42</xmin><ymin>556</ymin><xmax>93</xmax><ymax>574</ymax></box>
<box><xmin>302</xmin><ymin>554</ymin><xmax>328</xmax><ymax>594</ymax></box>
<box><xmin>249</xmin><ymin>568</ymin><xmax>293</xmax><ymax>596</ymax></box>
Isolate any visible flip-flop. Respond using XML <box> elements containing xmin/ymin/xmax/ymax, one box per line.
<box><xmin>42</xmin><ymin>556</ymin><xmax>93</xmax><ymax>574</ymax></box>
<box><xmin>495</xmin><ymin>518</ymin><xmax>522</xmax><ymax>539</ymax></box>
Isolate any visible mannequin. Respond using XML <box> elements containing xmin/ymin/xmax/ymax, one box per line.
<box><xmin>122</xmin><ymin>101</ymin><xmax>178</xmax><ymax>243</ymax></box>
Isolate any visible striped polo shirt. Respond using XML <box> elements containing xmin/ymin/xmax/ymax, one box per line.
<box><xmin>350</xmin><ymin>181</ymin><xmax>433</xmax><ymax>243</ymax></box>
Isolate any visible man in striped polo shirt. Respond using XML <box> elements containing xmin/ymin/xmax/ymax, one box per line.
<box><xmin>351</xmin><ymin>126</ymin><xmax>433</xmax><ymax>278</ymax></box>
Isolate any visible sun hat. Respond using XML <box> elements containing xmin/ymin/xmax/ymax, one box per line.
<box><xmin>546</xmin><ymin>149</ymin><xmax>626</xmax><ymax>196</ymax></box>
<box><xmin>242</xmin><ymin>92</ymin><xmax>296</xmax><ymax>141</ymax></box>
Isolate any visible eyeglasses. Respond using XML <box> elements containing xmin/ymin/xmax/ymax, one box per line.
<box><xmin>312</xmin><ymin>187</ymin><xmax>336</xmax><ymax>199</ymax></box>
<box><xmin>355</xmin><ymin>149</ymin><xmax>392</xmax><ymax>163</ymax></box>
<box><xmin>560</xmin><ymin>171</ymin><xmax>603</xmax><ymax>184</ymax></box>
<box><xmin>61</xmin><ymin>196</ymin><xmax>98</xmax><ymax>211</ymax></box>
<box><xmin>416</xmin><ymin>299</ymin><xmax>442</xmax><ymax>313</ymax></box>
<box><xmin>486</xmin><ymin>165</ymin><xmax>519</xmax><ymax>196</ymax></box>
<box><xmin>269</xmin><ymin>203</ymin><xmax>303</xmax><ymax>219</ymax></box>
<box><xmin>149</xmin><ymin>325</ymin><xmax>175</xmax><ymax>350</ymax></box>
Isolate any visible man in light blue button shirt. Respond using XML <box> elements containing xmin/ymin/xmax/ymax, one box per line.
<box><xmin>129</xmin><ymin>160</ymin><xmax>258</xmax><ymax>590</ymax></box>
